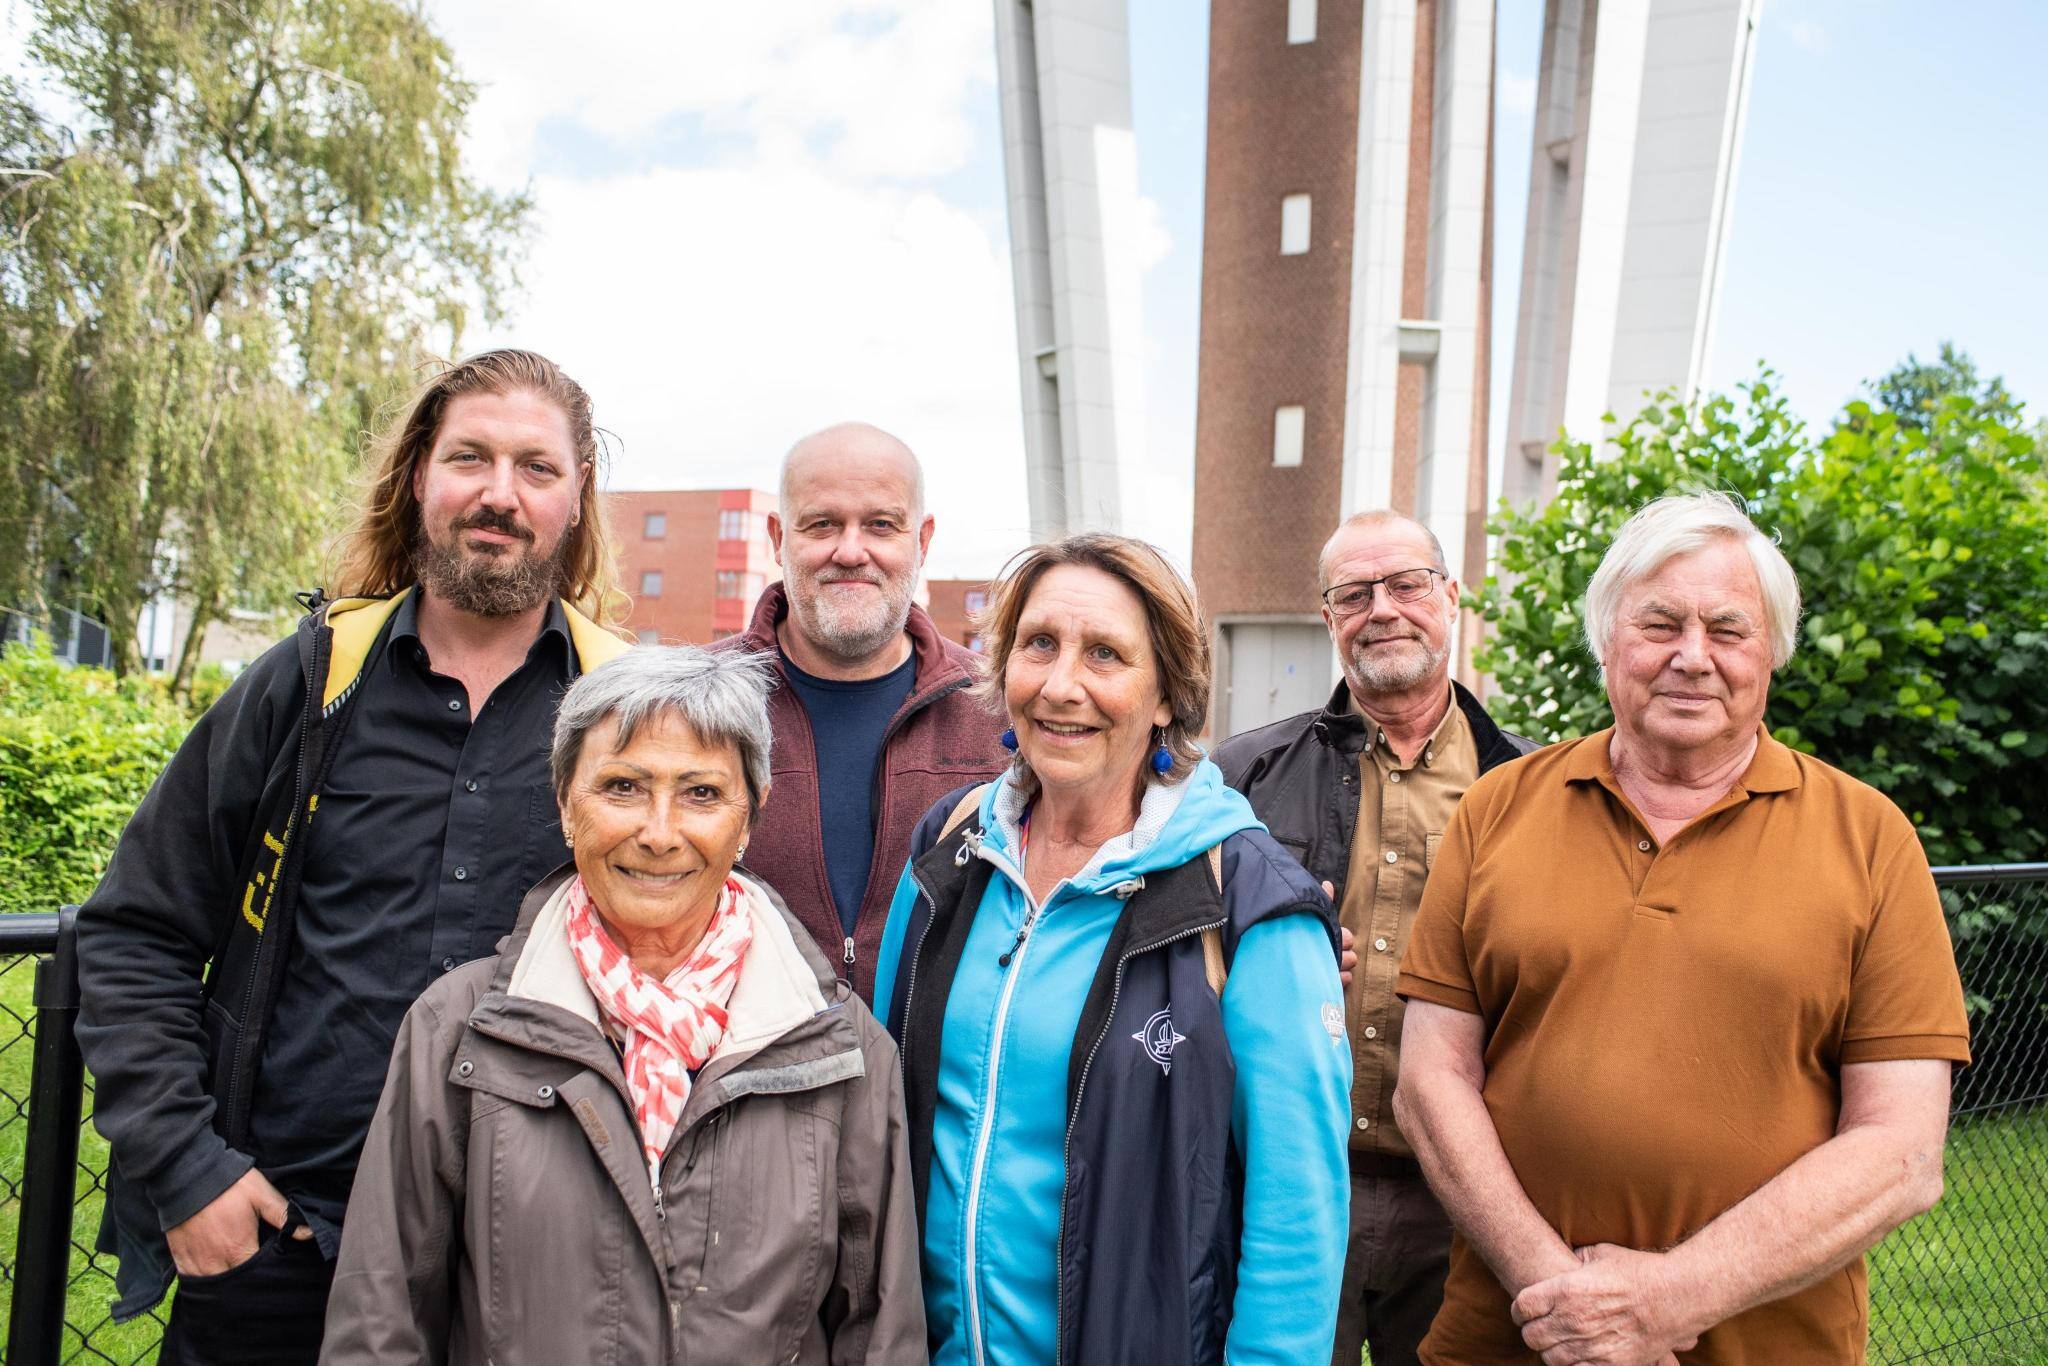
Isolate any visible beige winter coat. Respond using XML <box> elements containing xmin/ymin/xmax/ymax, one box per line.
<box><xmin>320</xmin><ymin>866</ymin><xmax>925</xmax><ymax>1365</ymax></box>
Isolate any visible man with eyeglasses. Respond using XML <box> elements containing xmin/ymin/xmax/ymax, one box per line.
<box><xmin>1216</xmin><ymin>508</ymin><xmax>1534</xmax><ymax>1366</ymax></box>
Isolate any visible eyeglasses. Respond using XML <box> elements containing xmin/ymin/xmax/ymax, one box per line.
<box><xmin>1322</xmin><ymin>567</ymin><xmax>1445</xmax><ymax>617</ymax></box>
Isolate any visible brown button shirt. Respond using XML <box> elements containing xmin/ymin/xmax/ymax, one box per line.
<box><xmin>1341</xmin><ymin>691</ymin><xmax>1476</xmax><ymax>1157</ymax></box>
<box><xmin>1398</xmin><ymin>728</ymin><xmax>1971</xmax><ymax>1364</ymax></box>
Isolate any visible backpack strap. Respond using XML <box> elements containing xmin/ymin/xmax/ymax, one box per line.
<box><xmin>1200</xmin><ymin>843</ymin><xmax>1227</xmax><ymax>997</ymax></box>
<box><xmin>940</xmin><ymin>783</ymin><xmax>992</xmax><ymax>841</ymax></box>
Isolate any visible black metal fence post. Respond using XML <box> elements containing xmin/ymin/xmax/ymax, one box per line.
<box><xmin>7</xmin><ymin>906</ymin><xmax>85</xmax><ymax>1366</ymax></box>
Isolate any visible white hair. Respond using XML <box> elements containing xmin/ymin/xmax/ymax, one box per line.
<box><xmin>550</xmin><ymin>646</ymin><xmax>776</xmax><ymax>816</ymax></box>
<box><xmin>1583</xmin><ymin>492</ymin><xmax>1803</xmax><ymax>669</ymax></box>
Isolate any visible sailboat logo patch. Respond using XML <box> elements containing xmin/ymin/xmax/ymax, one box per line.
<box><xmin>1134</xmin><ymin>1009</ymin><xmax>1187</xmax><ymax>1075</ymax></box>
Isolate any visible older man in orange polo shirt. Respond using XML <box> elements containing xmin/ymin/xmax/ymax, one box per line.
<box><xmin>1394</xmin><ymin>493</ymin><xmax>1970</xmax><ymax>1365</ymax></box>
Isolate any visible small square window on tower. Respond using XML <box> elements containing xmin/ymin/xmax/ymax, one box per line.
<box><xmin>1280</xmin><ymin>194</ymin><xmax>1312</xmax><ymax>256</ymax></box>
<box><xmin>1273</xmin><ymin>405</ymin><xmax>1306</xmax><ymax>467</ymax></box>
<box><xmin>640</xmin><ymin>570</ymin><xmax>663</xmax><ymax>598</ymax></box>
<box><xmin>1288</xmin><ymin>0</ymin><xmax>1317</xmax><ymax>45</ymax></box>
<box><xmin>643</xmin><ymin>511</ymin><xmax>666</xmax><ymax>538</ymax></box>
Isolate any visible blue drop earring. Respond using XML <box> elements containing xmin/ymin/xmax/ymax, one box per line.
<box><xmin>1151</xmin><ymin>742</ymin><xmax>1174</xmax><ymax>775</ymax></box>
<box><xmin>1001</xmin><ymin>728</ymin><xmax>1018</xmax><ymax>752</ymax></box>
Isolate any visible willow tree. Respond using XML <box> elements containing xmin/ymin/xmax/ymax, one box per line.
<box><xmin>0</xmin><ymin>0</ymin><xmax>529</xmax><ymax>684</ymax></box>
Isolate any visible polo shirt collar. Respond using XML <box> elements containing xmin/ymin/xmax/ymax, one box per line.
<box><xmin>1563</xmin><ymin>724</ymin><xmax>1802</xmax><ymax>795</ymax></box>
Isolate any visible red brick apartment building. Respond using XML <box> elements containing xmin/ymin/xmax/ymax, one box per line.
<box><xmin>610</xmin><ymin>489</ymin><xmax>778</xmax><ymax>644</ymax></box>
<box><xmin>924</xmin><ymin>579</ymin><xmax>991</xmax><ymax>653</ymax></box>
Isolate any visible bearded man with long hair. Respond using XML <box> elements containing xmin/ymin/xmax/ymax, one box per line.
<box><xmin>75</xmin><ymin>350</ymin><xmax>631</xmax><ymax>1365</ymax></box>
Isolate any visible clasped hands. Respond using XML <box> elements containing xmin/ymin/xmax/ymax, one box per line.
<box><xmin>1511</xmin><ymin>1243</ymin><xmax>1701</xmax><ymax>1366</ymax></box>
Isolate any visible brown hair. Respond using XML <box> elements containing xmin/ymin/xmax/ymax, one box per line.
<box><xmin>327</xmin><ymin>349</ymin><xmax>623</xmax><ymax>624</ymax></box>
<box><xmin>974</xmin><ymin>533</ymin><xmax>1211</xmax><ymax>785</ymax></box>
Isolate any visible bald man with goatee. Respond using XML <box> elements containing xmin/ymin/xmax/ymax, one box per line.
<box><xmin>712</xmin><ymin>423</ymin><xmax>1008</xmax><ymax>1002</ymax></box>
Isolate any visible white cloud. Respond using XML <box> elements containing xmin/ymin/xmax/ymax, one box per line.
<box><xmin>432</xmin><ymin>0</ymin><xmax>1030</xmax><ymax>580</ymax></box>
<box><xmin>435</xmin><ymin>0</ymin><xmax>994</xmax><ymax>185</ymax></box>
<box><xmin>1780</xmin><ymin>17</ymin><xmax>1829</xmax><ymax>55</ymax></box>
<box><xmin>1498</xmin><ymin>71</ymin><xmax>1538</xmax><ymax>122</ymax></box>
<box><xmin>1134</xmin><ymin>193</ymin><xmax>1174</xmax><ymax>273</ymax></box>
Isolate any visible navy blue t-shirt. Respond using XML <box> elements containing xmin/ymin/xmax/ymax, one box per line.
<box><xmin>779</xmin><ymin>649</ymin><xmax>918</xmax><ymax>939</ymax></box>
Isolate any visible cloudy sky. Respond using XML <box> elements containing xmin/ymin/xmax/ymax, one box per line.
<box><xmin>14</xmin><ymin>1</ymin><xmax>2042</xmax><ymax>581</ymax></box>
<box><xmin>438</xmin><ymin>0</ymin><xmax>2047</xmax><ymax>581</ymax></box>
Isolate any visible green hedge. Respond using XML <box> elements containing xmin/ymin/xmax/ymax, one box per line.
<box><xmin>0</xmin><ymin>637</ymin><xmax>192</xmax><ymax>913</ymax></box>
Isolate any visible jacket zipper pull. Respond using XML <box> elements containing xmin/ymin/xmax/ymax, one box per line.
<box><xmin>998</xmin><ymin>908</ymin><xmax>1040</xmax><ymax>968</ymax></box>
<box><xmin>843</xmin><ymin>936</ymin><xmax>856</xmax><ymax>966</ymax></box>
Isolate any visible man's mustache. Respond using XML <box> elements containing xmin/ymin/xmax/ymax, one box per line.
<box><xmin>453</xmin><ymin>509</ymin><xmax>534</xmax><ymax>543</ymax></box>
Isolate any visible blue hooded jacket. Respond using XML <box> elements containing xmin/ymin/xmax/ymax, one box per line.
<box><xmin>874</xmin><ymin>761</ymin><xmax>1351</xmax><ymax>1366</ymax></box>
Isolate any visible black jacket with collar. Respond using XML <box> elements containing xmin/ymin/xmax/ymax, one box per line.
<box><xmin>74</xmin><ymin>589</ymin><xmax>628</xmax><ymax>1318</ymax></box>
<box><xmin>1212</xmin><ymin>680</ymin><xmax>1537</xmax><ymax>901</ymax></box>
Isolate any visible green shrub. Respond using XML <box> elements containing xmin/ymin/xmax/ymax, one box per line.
<box><xmin>1476</xmin><ymin>369</ymin><xmax>2048</xmax><ymax>869</ymax></box>
<box><xmin>0</xmin><ymin>636</ymin><xmax>193</xmax><ymax>911</ymax></box>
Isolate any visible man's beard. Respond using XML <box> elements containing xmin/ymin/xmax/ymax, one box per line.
<box><xmin>787</xmin><ymin>564</ymin><xmax>917</xmax><ymax>663</ymax></box>
<box><xmin>415</xmin><ymin>510</ymin><xmax>569</xmax><ymax>618</ymax></box>
<box><xmin>1343</xmin><ymin>628</ymin><xmax>1449</xmax><ymax>695</ymax></box>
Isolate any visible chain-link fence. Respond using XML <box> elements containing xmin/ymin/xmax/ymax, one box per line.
<box><xmin>3</xmin><ymin>869</ymin><xmax>2046</xmax><ymax>1364</ymax></box>
<box><xmin>1868</xmin><ymin>866</ymin><xmax>2048</xmax><ymax>1364</ymax></box>
<box><xmin>1</xmin><ymin>915</ymin><xmax>166</xmax><ymax>1364</ymax></box>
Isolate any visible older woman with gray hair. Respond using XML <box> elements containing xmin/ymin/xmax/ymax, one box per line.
<box><xmin>321</xmin><ymin>647</ymin><xmax>924</xmax><ymax>1366</ymax></box>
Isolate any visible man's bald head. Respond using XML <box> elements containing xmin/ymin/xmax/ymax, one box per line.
<box><xmin>779</xmin><ymin>422</ymin><xmax>925</xmax><ymax>524</ymax></box>
<box><xmin>769</xmin><ymin>421</ymin><xmax>936</xmax><ymax>673</ymax></box>
<box><xmin>1317</xmin><ymin>509</ymin><xmax>1446</xmax><ymax>592</ymax></box>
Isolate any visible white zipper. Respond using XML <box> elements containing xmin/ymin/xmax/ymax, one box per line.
<box><xmin>963</xmin><ymin>845</ymin><xmax>1054</xmax><ymax>1366</ymax></box>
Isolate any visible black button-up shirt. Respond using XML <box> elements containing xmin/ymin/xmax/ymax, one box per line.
<box><xmin>247</xmin><ymin>593</ymin><xmax>576</xmax><ymax>1253</ymax></box>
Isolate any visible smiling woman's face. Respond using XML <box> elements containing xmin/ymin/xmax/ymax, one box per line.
<box><xmin>1004</xmin><ymin>563</ymin><xmax>1173</xmax><ymax>805</ymax></box>
<box><xmin>558</xmin><ymin>710</ymin><xmax>753</xmax><ymax>949</ymax></box>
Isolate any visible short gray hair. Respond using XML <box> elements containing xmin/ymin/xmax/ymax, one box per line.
<box><xmin>550</xmin><ymin>647</ymin><xmax>776</xmax><ymax>818</ymax></box>
<box><xmin>1584</xmin><ymin>492</ymin><xmax>1803</xmax><ymax>669</ymax></box>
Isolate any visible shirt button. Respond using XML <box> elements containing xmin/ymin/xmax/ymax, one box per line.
<box><xmin>1355</xmin><ymin>1117</ymin><xmax>1370</xmax><ymax>1131</ymax></box>
<box><xmin>1374</xmin><ymin>937</ymin><xmax>1389</xmax><ymax>952</ymax></box>
<box><xmin>454</xmin><ymin>867</ymin><xmax>468</xmax><ymax>881</ymax></box>
<box><xmin>447</xmin><ymin>699</ymin><xmax>462</xmax><ymax>711</ymax></box>
<box><xmin>1638</xmin><ymin>839</ymin><xmax>1653</xmax><ymax>852</ymax></box>
<box><xmin>1389</xmin><ymin>771</ymin><xmax>1402</xmax><ymax>783</ymax></box>
<box><xmin>442</xmin><ymin>957</ymin><xmax>457</xmax><ymax>972</ymax></box>
<box><xmin>1363</xmin><ymin>1026</ymin><xmax>1378</xmax><ymax>1039</ymax></box>
<box><xmin>465</xmin><ymin>779</ymin><xmax>479</xmax><ymax>793</ymax></box>
<box><xmin>1384</xmin><ymin>850</ymin><xmax>1399</xmax><ymax>864</ymax></box>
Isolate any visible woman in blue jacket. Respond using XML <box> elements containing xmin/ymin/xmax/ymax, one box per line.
<box><xmin>873</xmin><ymin>533</ymin><xmax>1351</xmax><ymax>1366</ymax></box>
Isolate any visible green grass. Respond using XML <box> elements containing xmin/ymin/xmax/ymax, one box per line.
<box><xmin>1869</xmin><ymin>1104</ymin><xmax>2048</xmax><ymax>1364</ymax></box>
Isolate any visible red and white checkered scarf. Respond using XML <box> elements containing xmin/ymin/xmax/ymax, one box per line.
<box><xmin>562</xmin><ymin>874</ymin><xmax>754</xmax><ymax>1190</ymax></box>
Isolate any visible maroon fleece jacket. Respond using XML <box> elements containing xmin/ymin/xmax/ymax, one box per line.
<box><xmin>710</xmin><ymin>583</ymin><xmax>1009</xmax><ymax>1003</ymax></box>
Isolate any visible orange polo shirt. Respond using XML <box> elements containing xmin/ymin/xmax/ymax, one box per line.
<box><xmin>1397</xmin><ymin>728</ymin><xmax>1971</xmax><ymax>1365</ymax></box>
